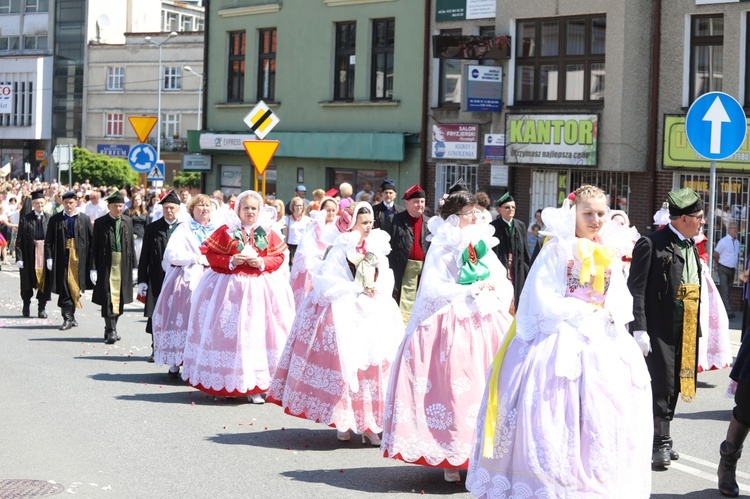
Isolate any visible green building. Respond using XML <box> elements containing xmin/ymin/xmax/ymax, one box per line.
<box><xmin>189</xmin><ymin>0</ymin><xmax>426</xmax><ymax>202</ymax></box>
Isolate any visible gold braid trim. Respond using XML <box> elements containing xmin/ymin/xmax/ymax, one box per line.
<box><xmin>263</xmin><ymin>230</ymin><xmax>288</xmax><ymax>257</ymax></box>
<box><xmin>66</xmin><ymin>237</ymin><xmax>82</xmax><ymax>309</ymax></box>
<box><xmin>204</xmin><ymin>226</ymin><xmax>238</xmax><ymax>255</ymax></box>
<box><xmin>677</xmin><ymin>283</ymin><xmax>700</xmax><ymax>402</ymax></box>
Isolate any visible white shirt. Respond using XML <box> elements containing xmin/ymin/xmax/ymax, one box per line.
<box><xmin>85</xmin><ymin>201</ymin><xmax>107</xmax><ymax>222</ymax></box>
<box><xmin>285</xmin><ymin>215</ymin><xmax>311</xmax><ymax>245</ymax></box>
<box><xmin>715</xmin><ymin>233</ymin><xmax>740</xmax><ymax>268</ymax></box>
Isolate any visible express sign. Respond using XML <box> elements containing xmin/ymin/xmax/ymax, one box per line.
<box><xmin>0</xmin><ymin>85</ymin><xmax>12</xmax><ymax>114</ymax></box>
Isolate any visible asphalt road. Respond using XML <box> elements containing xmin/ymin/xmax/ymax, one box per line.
<box><xmin>0</xmin><ymin>265</ymin><xmax>746</xmax><ymax>498</ymax></box>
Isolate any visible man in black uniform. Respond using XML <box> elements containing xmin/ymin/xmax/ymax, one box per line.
<box><xmin>490</xmin><ymin>192</ymin><xmax>531</xmax><ymax>310</ymax></box>
<box><xmin>15</xmin><ymin>189</ymin><xmax>50</xmax><ymax>318</ymax></box>
<box><xmin>44</xmin><ymin>191</ymin><xmax>93</xmax><ymax>330</ymax></box>
<box><xmin>91</xmin><ymin>191</ymin><xmax>136</xmax><ymax>344</ymax></box>
<box><xmin>372</xmin><ymin>179</ymin><xmax>403</xmax><ymax>229</ymax></box>
<box><xmin>628</xmin><ymin>187</ymin><xmax>704</xmax><ymax>470</ymax></box>
<box><xmin>137</xmin><ymin>190</ymin><xmax>182</xmax><ymax>362</ymax></box>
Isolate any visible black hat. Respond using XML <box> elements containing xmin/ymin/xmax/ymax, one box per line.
<box><xmin>159</xmin><ymin>190</ymin><xmax>181</xmax><ymax>206</ymax></box>
<box><xmin>448</xmin><ymin>178</ymin><xmax>469</xmax><ymax>195</ymax></box>
<box><xmin>380</xmin><ymin>179</ymin><xmax>397</xmax><ymax>192</ymax></box>
<box><xmin>61</xmin><ymin>191</ymin><xmax>76</xmax><ymax>200</ymax></box>
<box><xmin>105</xmin><ymin>191</ymin><xmax>125</xmax><ymax>204</ymax></box>
<box><xmin>496</xmin><ymin>192</ymin><xmax>514</xmax><ymax>208</ymax></box>
<box><xmin>30</xmin><ymin>189</ymin><xmax>45</xmax><ymax>201</ymax></box>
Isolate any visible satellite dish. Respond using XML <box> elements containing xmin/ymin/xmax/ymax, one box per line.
<box><xmin>97</xmin><ymin>14</ymin><xmax>110</xmax><ymax>28</ymax></box>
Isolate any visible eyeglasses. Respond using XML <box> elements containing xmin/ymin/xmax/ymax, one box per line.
<box><xmin>502</xmin><ymin>205</ymin><xmax>516</xmax><ymax>210</ymax></box>
<box><xmin>685</xmin><ymin>213</ymin><xmax>705</xmax><ymax>221</ymax></box>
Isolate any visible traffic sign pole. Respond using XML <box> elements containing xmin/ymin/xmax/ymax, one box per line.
<box><xmin>709</xmin><ymin>160</ymin><xmax>716</xmax><ymax>276</ymax></box>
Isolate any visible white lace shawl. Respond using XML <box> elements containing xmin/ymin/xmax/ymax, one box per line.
<box><xmin>310</xmin><ymin>228</ymin><xmax>397</xmax><ymax>390</ymax></box>
<box><xmin>406</xmin><ymin>216</ymin><xmax>514</xmax><ymax>334</ymax></box>
<box><xmin>289</xmin><ymin>210</ymin><xmax>338</xmax><ymax>280</ymax></box>
<box><xmin>515</xmin><ymin>200</ymin><xmax>634</xmax><ymax>343</ymax></box>
<box><xmin>162</xmin><ymin>221</ymin><xmax>216</xmax><ymax>291</ymax></box>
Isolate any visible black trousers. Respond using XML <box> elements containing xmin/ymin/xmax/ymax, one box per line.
<box><xmin>653</xmin><ymin>394</ymin><xmax>680</xmax><ymax>421</ymax></box>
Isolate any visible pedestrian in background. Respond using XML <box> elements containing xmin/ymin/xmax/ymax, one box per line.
<box><xmin>372</xmin><ymin>180</ymin><xmax>403</xmax><ymax>230</ymax></box>
<box><xmin>490</xmin><ymin>192</ymin><xmax>531</xmax><ymax>312</ymax></box>
<box><xmin>714</xmin><ymin>222</ymin><xmax>741</xmax><ymax>319</ymax></box>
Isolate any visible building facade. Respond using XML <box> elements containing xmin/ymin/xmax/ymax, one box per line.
<box><xmin>189</xmin><ymin>0</ymin><xmax>426</xmax><ymax>200</ymax></box>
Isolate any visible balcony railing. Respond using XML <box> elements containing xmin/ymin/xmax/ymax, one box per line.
<box><xmin>148</xmin><ymin>137</ymin><xmax>188</xmax><ymax>152</ymax></box>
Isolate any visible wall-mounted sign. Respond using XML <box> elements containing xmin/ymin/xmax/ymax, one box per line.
<box><xmin>97</xmin><ymin>144</ymin><xmax>130</xmax><ymax>158</ymax></box>
<box><xmin>432</xmin><ymin>124</ymin><xmax>478</xmax><ymax>160</ymax></box>
<box><xmin>696</xmin><ymin>0</ymin><xmax>750</xmax><ymax>4</ymax></box>
<box><xmin>433</xmin><ymin>35</ymin><xmax>511</xmax><ymax>60</ymax></box>
<box><xmin>183</xmin><ymin>153</ymin><xmax>212</xmax><ymax>172</ymax></box>
<box><xmin>465</xmin><ymin>65</ymin><xmax>502</xmax><ymax>112</ymax></box>
<box><xmin>0</xmin><ymin>85</ymin><xmax>12</xmax><ymax>114</ymax></box>
<box><xmin>490</xmin><ymin>165</ymin><xmax>508</xmax><ymax>186</ymax></box>
<box><xmin>436</xmin><ymin>0</ymin><xmax>496</xmax><ymax>21</ymax></box>
<box><xmin>484</xmin><ymin>134</ymin><xmax>505</xmax><ymax>161</ymax></box>
<box><xmin>199</xmin><ymin>133</ymin><xmax>256</xmax><ymax>151</ymax></box>
<box><xmin>664</xmin><ymin>115</ymin><xmax>750</xmax><ymax>170</ymax></box>
<box><xmin>505</xmin><ymin>114</ymin><xmax>599</xmax><ymax>167</ymax></box>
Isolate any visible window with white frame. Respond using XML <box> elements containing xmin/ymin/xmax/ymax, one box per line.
<box><xmin>23</xmin><ymin>35</ymin><xmax>46</xmax><ymax>50</ymax></box>
<box><xmin>438</xmin><ymin>29</ymin><xmax>462</xmax><ymax>106</ymax></box>
<box><xmin>164</xmin><ymin>12</ymin><xmax>178</xmax><ymax>31</ymax></box>
<box><xmin>436</xmin><ymin>164</ymin><xmax>478</xmax><ymax>203</ymax></box>
<box><xmin>0</xmin><ymin>36</ymin><xmax>20</xmax><ymax>51</ymax></box>
<box><xmin>105</xmin><ymin>113</ymin><xmax>124</xmax><ymax>137</ymax></box>
<box><xmin>162</xmin><ymin>113</ymin><xmax>180</xmax><ymax>138</ymax></box>
<box><xmin>196</xmin><ymin>18</ymin><xmax>204</xmax><ymax>31</ymax></box>
<box><xmin>0</xmin><ymin>0</ymin><xmax>21</xmax><ymax>14</ymax></box>
<box><xmin>691</xmin><ymin>14</ymin><xmax>723</xmax><ymax>103</ymax></box>
<box><xmin>107</xmin><ymin>66</ymin><xmax>124</xmax><ymax>91</ymax></box>
<box><xmin>182</xmin><ymin>16</ymin><xmax>193</xmax><ymax>32</ymax></box>
<box><xmin>163</xmin><ymin>66</ymin><xmax>181</xmax><ymax>91</ymax></box>
<box><xmin>25</xmin><ymin>0</ymin><xmax>48</xmax><ymax>12</ymax></box>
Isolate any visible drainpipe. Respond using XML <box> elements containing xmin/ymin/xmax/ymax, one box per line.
<box><xmin>647</xmin><ymin>0</ymin><xmax>662</xmax><ymax>229</ymax></box>
<box><xmin>200</xmin><ymin>0</ymin><xmax>210</xmax><ymax>194</ymax></box>
<box><xmin>419</xmin><ymin>0</ymin><xmax>430</xmax><ymax>189</ymax></box>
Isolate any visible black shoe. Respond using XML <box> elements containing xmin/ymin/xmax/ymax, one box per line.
<box><xmin>670</xmin><ymin>449</ymin><xmax>679</xmax><ymax>460</ymax></box>
<box><xmin>167</xmin><ymin>369</ymin><xmax>180</xmax><ymax>380</ymax></box>
<box><xmin>104</xmin><ymin>330</ymin><xmax>117</xmax><ymax>344</ymax></box>
<box><xmin>728</xmin><ymin>312</ymin><xmax>736</xmax><ymax>319</ymax></box>
<box><xmin>59</xmin><ymin>319</ymin><xmax>74</xmax><ymax>331</ymax></box>
<box><xmin>71</xmin><ymin>317</ymin><xmax>78</xmax><ymax>327</ymax></box>
<box><xmin>115</xmin><ymin>331</ymin><xmax>121</xmax><ymax>341</ymax></box>
<box><xmin>22</xmin><ymin>303</ymin><xmax>30</xmax><ymax>318</ymax></box>
<box><xmin>147</xmin><ymin>349</ymin><xmax>155</xmax><ymax>363</ymax></box>
<box><xmin>38</xmin><ymin>309</ymin><xmax>47</xmax><ymax>319</ymax></box>
<box><xmin>652</xmin><ymin>446</ymin><xmax>671</xmax><ymax>469</ymax></box>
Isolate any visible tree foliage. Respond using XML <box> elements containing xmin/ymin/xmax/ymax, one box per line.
<box><xmin>71</xmin><ymin>147</ymin><xmax>138</xmax><ymax>187</ymax></box>
<box><xmin>172</xmin><ymin>171</ymin><xmax>201</xmax><ymax>188</ymax></box>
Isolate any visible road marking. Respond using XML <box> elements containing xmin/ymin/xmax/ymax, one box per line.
<box><xmin>680</xmin><ymin>454</ymin><xmax>750</xmax><ymax>480</ymax></box>
<box><xmin>671</xmin><ymin>459</ymin><xmax>750</xmax><ymax>493</ymax></box>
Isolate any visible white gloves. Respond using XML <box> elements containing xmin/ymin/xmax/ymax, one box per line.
<box><xmin>634</xmin><ymin>330</ymin><xmax>651</xmax><ymax>357</ymax></box>
<box><xmin>132</xmin><ymin>269</ymin><xmax>138</xmax><ymax>282</ymax></box>
<box><xmin>90</xmin><ymin>270</ymin><xmax>97</xmax><ymax>285</ymax></box>
<box><xmin>16</xmin><ymin>260</ymin><xmax>23</xmax><ymax>269</ymax></box>
<box><xmin>196</xmin><ymin>255</ymin><xmax>209</xmax><ymax>267</ymax></box>
<box><xmin>137</xmin><ymin>282</ymin><xmax>148</xmax><ymax>297</ymax></box>
<box><xmin>46</xmin><ymin>259</ymin><xmax>53</xmax><ymax>271</ymax></box>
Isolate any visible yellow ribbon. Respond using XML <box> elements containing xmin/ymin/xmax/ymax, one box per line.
<box><xmin>576</xmin><ymin>238</ymin><xmax>615</xmax><ymax>294</ymax></box>
<box><xmin>481</xmin><ymin>319</ymin><xmax>517</xmax><ymax>458</ymax></box>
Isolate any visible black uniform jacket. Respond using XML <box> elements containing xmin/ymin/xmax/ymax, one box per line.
<box><xmin>91</xmin><ymin>214</ymin><xmax>136</xmax><ymax>310</ymax></box>
<box><xmin>137</xmin><ymin>218</ymin><xmax>174</xmax><ymax>317</ymax></box>
<box><xmin>44</xmin><ymin>211</ymin><xmax>93</xmax><ymax>295</ymax></box>
<box><xmin>16</xmin><ymin>210</ymin><xmax>49</xmax><ymax>294</ymax></box>
<box><xmin>383</xmin><ymin>210</ymin><xmax>430</xmax><ymax>300</ymax></box>
<box><xmin>490</xmin><ymin>217</ymin><xmax>531</xmax><ymax>307</ymax></box>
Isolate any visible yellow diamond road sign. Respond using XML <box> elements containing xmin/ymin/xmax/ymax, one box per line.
<box><xmin>243</xmin><ymin>140</ymin><xmax>279</xmax><ymax>175</ymax></box>
<box><xmin>128</xmin><ymin>116</ymin><xmax>158</xmax><ymax>143</ymax></box>
<box><xmin>243</xmin><ymin>100</ymin><xmax>279</xmax><ymax>140</ymax></box>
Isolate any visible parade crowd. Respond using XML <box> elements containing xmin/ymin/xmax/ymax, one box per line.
<box><xmin>10</xmin><ymin>175</ymin><xmax>750</xmax><ymax>497</ymax></box>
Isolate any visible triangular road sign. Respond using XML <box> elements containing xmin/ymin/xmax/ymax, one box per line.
<box><xmin>243</xmin><ymin>140</ymin><xmax>279</xmax><ymax>174</ymax></box>
<box><xmin>128</xmin><ymin>116</ymin><xmax>158</xmax><ymax>143</ymax></box>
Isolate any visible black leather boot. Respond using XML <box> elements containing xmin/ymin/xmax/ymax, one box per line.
<box><xmin>718</xmin><ymin>416</ymin><xmax>750</xmax><ymax>497</ymax></box>
<box><xmin>652</xmin><ymin>417</ymin><xmax>671</xmax><ymax>469</ymax></box>
<box><xmin>37</xmin><ymin>301</ymin><xmax>47</xmax><ymax>319</ymax></box>
<box><xmin>104</xmin><ymin>318</ymin><xmax>118</xmax><ymax>344</ymax></box>
<box><xmin>59</xmin><ymin>307</ymin><xmax>74</xmax><ymax>331</ymax></box>
<box><xmin>22</xmin><ymin>300</ymin><xmax>30</xmax><ymax>318</ymax></box>
<box><xmin>667</xmin><ymin>437</ymin><xmax>680</xmax><ymax>461</ymax></box>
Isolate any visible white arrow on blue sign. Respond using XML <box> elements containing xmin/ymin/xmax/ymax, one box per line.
<box><xmin>685</xmin><ymin>91</ymin><xmax>747</xmax><ymax>161</ymax></box>
<box><xmin>128</xmin><ymin>143</ymin><xmax>157</xmax><ymax>173</ymax></box>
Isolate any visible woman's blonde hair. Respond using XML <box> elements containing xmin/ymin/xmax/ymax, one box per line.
<box><xmin>339</xmin><ymin>182</ymin><xmax>353</xmax><ymax>198</ymax></box>
<box><xmin>188</xmin><ymin>194</ymin><xmax>212</xmax><ymax>216</ymax></box>
<box><xmin>312</xmin><ymin>189</ymin><xmax>325</xmax><ymax>202</ymax></box>
<box><xmin>571</xmin><ymin>184</ymin><xmax>605</xmax><ymax>205</ymax></box>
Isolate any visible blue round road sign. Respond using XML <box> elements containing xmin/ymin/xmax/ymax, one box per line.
<box><xmin>128</xmin><ymin>143</ymin><xmax>157</xmax><ymax>173</ymax></box>
<box><xmin>685</xmin><ymin>91</ymin><xmax>747</xmax><ymax>161</ymax></box>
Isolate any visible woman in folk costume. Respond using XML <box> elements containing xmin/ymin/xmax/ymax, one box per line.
<box><xmin>381</xmin><ymin>187</ymin><xmax>514</xmax><ymax>483</ymax></box>
<box><xmin>652</xmin><ymin>203</ymin><xmax>732</xmax><ymax>372</ymax></box>
<box><xmin>267</xmin><ymin>202</ymin><xmax>404</xmax><ymax>444</ymax></box>
<box><xmin>152</xmin><ymin>194</ymin><xmax>217</xmax><ymax>379</ymax></box>
<box><xmin>467</xmin><ymin>185</ymin><xmax>652</xmax><ymax>498</ymax></box>
<box><xmin>289</xmin><ymin>196</ymin><xmax>339</xmax><ymax>308</ymax></box>
<box><xmin>181</xmin><ymin>190</ymin><xmax>294</xmax><ymax>404</ymax></box>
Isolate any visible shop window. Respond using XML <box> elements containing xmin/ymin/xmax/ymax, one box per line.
<box><xmin>257</xmin><ymin>28</ymin><xmax>276</xmax><ymax>102</ymax></box>
<box><xmin>438</xmin><ymin>29</ymin><xmax>462</xmax><ymax>107</ymax></box>
<box><xmin>227</xmin><ymin>31</ymin><xmax>245</xmax><ymax>102</ymax></box>
<box><xmin>691</xmin><ymin>14</ymin><xmax>723</xmax><ymax>104</ymax></box>
<box><xmin>678</xmin><ymin>173</ymin><xmax>747</xmax><ymax>284</ymax></box>
<box><xmin>328</xmin><ymin>168</ymin><xmax>389</xmax><ymax>203</ymax></box>
<box><xmin>371</xmin><ymin>18</ymin><xmax>395</xmax><ymax>100</ymax></box>
<box><xmin>334</xmin><ymin>21</ymin><xmax>356</xmax><ymax>101</ymax></box>
<box><xmin>514</xmin><ymin>15</ymin><xmax>605</xmax><ymax>106</ymax></box>
<box><xmin>436</xmin><ymin>164</ymin><xmax>478</xmax><ymax>205</ymax></box>
<box><xmin>569</xmin><ymin>170</ymin><xmax>630</xmax><ymax>212</ymax></box>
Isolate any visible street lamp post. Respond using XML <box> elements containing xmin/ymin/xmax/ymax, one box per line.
<box><xmin>183</xmin><ymin>65</ymin><xmax>203</xmax><ymax>129</ymax></box>
<box><xmin>144</xmin><ymin>31</ymin><xmax>178</xmax><ymax>164</ymax></box>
